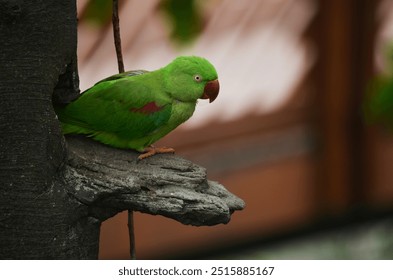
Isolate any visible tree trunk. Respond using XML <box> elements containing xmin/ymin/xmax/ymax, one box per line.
<box><xmin>0</xmin><ymin>0</ymin><xmax>96</xmax><ymax>259</ymax></box>
<box><xmin>0</xmin><ymin>0</ymin><xmax>244</xmax><ymax>259</ymax></box>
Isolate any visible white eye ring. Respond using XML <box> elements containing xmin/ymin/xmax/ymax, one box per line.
<box><xmin>194</xmin><ymin>75</ymin><xmax>202</xmax><ymax>82</ymax></box>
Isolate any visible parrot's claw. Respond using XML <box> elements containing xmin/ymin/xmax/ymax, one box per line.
<box><xmin>138</xmin><ymin>146</ymin><xmax>175</xmax><ymax>160</ymax></box>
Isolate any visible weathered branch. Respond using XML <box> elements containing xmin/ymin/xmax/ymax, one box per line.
<box><xmin>63</xmin><ymin>135</ymin><xmax>245</xmax><ymax>226</ymax></box>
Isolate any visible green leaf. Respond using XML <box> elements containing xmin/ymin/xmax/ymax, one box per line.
<box><xmin>161</xmin><ymin>0</ymin><xmax>203</xmax><ymax>45</ymax></box>
<box><xmin>83</xmin><ymin>0</ymin><xmax>113</xmax><ymax>27</ymax></box>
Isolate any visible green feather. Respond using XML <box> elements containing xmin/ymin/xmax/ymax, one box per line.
<box><xmin>55</xmin><ymin>56</ymin><xmax>218</xmax><ymax>152</ymax></box>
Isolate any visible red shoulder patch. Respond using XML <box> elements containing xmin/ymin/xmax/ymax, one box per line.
<box><xmin>130</xmin><ymin>102</ymin><xmax>163</xmax><ymax>114</ymax></box>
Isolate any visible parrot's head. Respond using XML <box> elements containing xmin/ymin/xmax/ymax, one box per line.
<box><xmin>164</xmin><ymin>56</ymin><xmax>219</xmax><ymax>103</ymax></box>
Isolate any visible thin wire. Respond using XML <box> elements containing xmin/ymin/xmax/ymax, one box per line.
<box><xmin>128</xmin><ymin>210</ymin><xmax>136</xmax><ymax>260</ymax></box>
<box><xmin>112</xmin><ymin>0</ymin><xmax>136</xmax><ymax>260</ymax></box>
<box><xmin>112</xmin><ymin>0</ymin><xmax>125</xmax><ymax>73</ymax></box>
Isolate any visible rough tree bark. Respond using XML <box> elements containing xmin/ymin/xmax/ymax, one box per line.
<box><xmin>0</xmin><ymin>1</ymin><xmax>244</xmax><ymax>259</ymax></box>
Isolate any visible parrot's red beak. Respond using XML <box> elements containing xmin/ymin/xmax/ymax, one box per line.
<box><xmin>201</xmin><ymin>79</ymin><xmax>219</xmax><ymax>103</ymax></box>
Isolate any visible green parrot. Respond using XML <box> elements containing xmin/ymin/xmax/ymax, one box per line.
<box><xmin>55</xmin><ymin>56</ymin><xmax>219</xmax><ymax>159</ymax></box>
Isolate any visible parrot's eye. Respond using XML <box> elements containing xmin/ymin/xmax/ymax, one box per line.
<box><xmin>194</xmin><ymin>75</ymin><xmax>202</xmax><ymax>82</ymax></box>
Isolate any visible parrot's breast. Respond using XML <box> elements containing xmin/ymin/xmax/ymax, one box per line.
<box><xmin>121</xmin><ymin>101</ymin><xmax>197</xmax><ymax>152</ymax></box>
<box><xmin>156</xmin><ymin>101</ymin><xmax>195</xmax><ymax>135</ymax></box>
<box><xmin>169</xmin><ymin>100</ymin><xmax>197</xmax><ymax>125</ymax></box>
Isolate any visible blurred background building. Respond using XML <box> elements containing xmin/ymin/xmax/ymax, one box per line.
<box><xmin>76</xmin><ymin>0</ymin><xmax>393</xmax><ymax>259</ymax></box>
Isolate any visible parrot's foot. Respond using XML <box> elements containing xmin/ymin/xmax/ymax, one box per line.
<box><xmin>138</xmin><ymin>146</ymin><xmax>175</xmax><ymax>160</ymax></box>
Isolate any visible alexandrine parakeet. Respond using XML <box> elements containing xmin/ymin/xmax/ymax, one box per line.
<box><xmin>55</xmin><ymin>56</ymin><xmax>219</xmax><ymax>159</ymax></box>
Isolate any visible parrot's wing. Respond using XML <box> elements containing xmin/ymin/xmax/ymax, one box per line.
<box><xmin>60</xmin><ymin>78</ymin><xmax>172</xmax><ymax>141</ymax></box>
<box><xmin>93</xmin><ymin>70</ymin><xmax>150</xmax><ymax>85</ymax></box>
